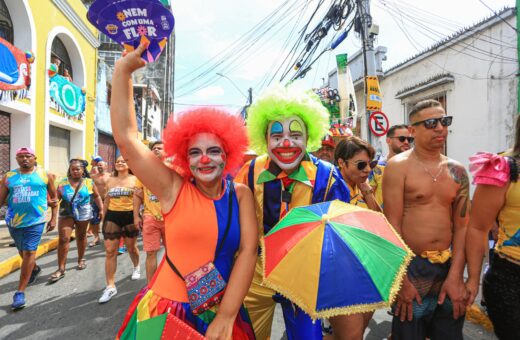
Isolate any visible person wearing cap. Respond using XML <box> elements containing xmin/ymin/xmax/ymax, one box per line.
<box><xmin>88</xmin><ymin>159</ymin><xmax>110</xmax><ymax>246</ymax></box>
<box><xmin>315</xmin><ymin>135</ymin><xmax>336</xmax><ymax>163</ymax></box>
<box><xmin>90</xmin><ymin>155</ymin><xmax>103</xmax><ymax>176</ymax></box>
<box><xmin>133</xmin><ymin>140</ymin><xmax>166</xmax><ymax>282</ymax></box>
<box><xmin>0</xmin><ymin>147</ymin><xmax>58</xmax><ymax>310</ymax></box>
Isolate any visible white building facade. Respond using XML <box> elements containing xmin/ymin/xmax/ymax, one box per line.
<box><xmin>339</xmin><ymin>8</ymin><xmax>517</xmax><ymax>174</ymax></box>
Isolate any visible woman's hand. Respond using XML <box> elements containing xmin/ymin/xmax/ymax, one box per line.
<box><xmin>205</xmin><ymin>314</ymin><xmax>235</xmax><ymax>340</ymax></box>
<box><xmin>115</xmin><ymin>42</ymin><xmax>148</xmax><ymax>74</ymax></box>
<box><xmin>358</xmin><ymin>180</ymin><xmax>373</xmax><ymax>197</ymax></box>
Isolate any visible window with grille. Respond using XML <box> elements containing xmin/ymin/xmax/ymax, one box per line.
<box><xmin>51</xmin><ymin>37</ymin><xmax>74</xmax><ymax>81</ymax></box>
<box><xmin>0</xmin><ymin>0</ymin><xmax>13</xmax><ymax>43</ymax></box>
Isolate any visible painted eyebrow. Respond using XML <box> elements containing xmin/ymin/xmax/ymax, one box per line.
<box><xmin>270</xmin><ymin>121</ymin><xmax>283</xmax><ymax>135</ymax></box>
<box><xmin>289</xmin><ymin>120</ymin><xmax>304</xmax><ymax>133</ymax></box>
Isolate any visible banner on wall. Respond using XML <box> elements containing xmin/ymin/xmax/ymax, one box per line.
<box><xmin>0</xmin><ymin>37</ymin><xmax>32</xmax><ymax>91</ymax></box>
<box><xmin>49</xmin><ymin>74</ymin><xmax>86</xmax><ymax>117</ymax></box>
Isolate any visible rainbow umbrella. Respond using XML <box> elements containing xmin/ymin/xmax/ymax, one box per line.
<box><xmin>261</xmin><ymin>200</ymin><xmax>413</xmax><ymax>319</ymax></box>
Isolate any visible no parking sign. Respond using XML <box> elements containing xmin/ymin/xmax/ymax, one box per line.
<box><xmin>369</xmin><ymin>111</ymin><xmax>389</xmax><ymax>137</ymax></box>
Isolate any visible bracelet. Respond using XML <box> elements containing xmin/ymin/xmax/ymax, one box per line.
<box><xmin>361</xmin><ymin>189</ymin><xmax>374</xmax><ymax>196</ymax></box>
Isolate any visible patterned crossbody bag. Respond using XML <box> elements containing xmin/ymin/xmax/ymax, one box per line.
<box><xmin>165</xmin><ymin>181</ymin><xmax>234</xmax><ymax>315</ymax></box>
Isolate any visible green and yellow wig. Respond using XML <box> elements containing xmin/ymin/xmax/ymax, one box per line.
<box><xmin>246</xmin><ymin>84</ymin><xmax>330</xmax><ymax>155</ymax></box>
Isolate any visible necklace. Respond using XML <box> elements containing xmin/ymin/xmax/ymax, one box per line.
<box><xmin>412</xmin><ymin>150</ymin><xmax>444</xmax><ymax>182</ymax></box>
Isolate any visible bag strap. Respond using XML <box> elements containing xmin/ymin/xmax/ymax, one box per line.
<box><xmin>215</xmin><ymin>181</ymin><xmax>234</xmax><ymax>257</ymax></box>
<box><xmin>165</xmin><ymin>180</ymin><xmax>235</xmax><ymax>279</ymax></box>
<box><xmin>323</xmin><ymin>166</ymin><xmax>334</xmax><ymax>201</ymax></box>
<box><xmin>70</xmin><ymin>178</ymin><xmax>84</xmax><ymax>203</ymax></box>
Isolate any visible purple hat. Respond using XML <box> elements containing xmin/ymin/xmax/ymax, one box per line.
<box><xmin>16</xmin><ymin>147</ymin><xmax>35</xmax><ymax>156</ymax></box>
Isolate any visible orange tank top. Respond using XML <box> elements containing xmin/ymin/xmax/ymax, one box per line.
<box><xmin>150</xmin><ymin>180</ymin><xmax>227</xmax><ymax>301</ymax></box>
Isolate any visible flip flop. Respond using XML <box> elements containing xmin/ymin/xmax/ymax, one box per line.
<box><xmin>89</xmin><ymin>240</ymin><xmax>100</xmax><ymax>247</ymax></box>
<box><xmin>77</xmin><ymin>259</ymin><xmax>87</xmax><ymax>270</ymax></box>
<box><xmin>48</xmin><ymin>269</ymin><xmax>65</xmax><ymax>283</ymax></box>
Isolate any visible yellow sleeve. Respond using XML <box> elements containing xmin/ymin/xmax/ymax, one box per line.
<box><xmin>234</xmin><ymin>161</ymin><xmax>251</xmax><ymax>186</ymax></box>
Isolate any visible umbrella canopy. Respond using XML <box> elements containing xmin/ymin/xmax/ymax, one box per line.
<box><xmin>261</xmin><ymin>200</ymin><xmax>413</xmax><ymax>319</ymax></box>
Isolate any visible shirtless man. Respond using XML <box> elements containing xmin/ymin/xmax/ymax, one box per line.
<box><xmin>383</xmin><ymin>99</ymin><xmax>469</xmax><ymax>340</ymax></box>
<box><xmin>89</xmin><ymin>160</ymin><xmax>110</xmax><ymax>246</ymax></box>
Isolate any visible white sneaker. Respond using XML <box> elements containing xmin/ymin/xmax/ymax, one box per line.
<box><xmin>98</xmin><ymin>286</ymin><xmax>117</xmax><ymax>304</ymax></box>
<box><xmin>131</xmin><ymin>266</ymin><xmax>141</xmax><ymax>280</ymax></box>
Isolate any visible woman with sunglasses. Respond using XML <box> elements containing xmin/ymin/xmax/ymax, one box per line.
<box><xmin>49</xmin><ymin>159</ymin><xmax>103</xmax><ymax>282</ymax></box>
<box><xmin>328</xmin><ymin>136</ymin><xmax>382</xmax><ymax>339</ymax></box>
<box><xmin>334</xmin><ymin>136</ymin><xmax>382</xmax><ymax>212</ymax></box>
<box><xmin>112</xmin><ymin>44</ymin><xmax>257</xmax><ymax>339</ymax></box>
<box><xmin>465</xmin><ymin>115</ymin><xmax>520</xmax><ymax>340</ymax></box>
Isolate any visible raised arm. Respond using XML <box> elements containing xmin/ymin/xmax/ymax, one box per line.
<box><xmin>205</xmin><ymin>183</ymin><xmax>258</xmax><ymax>340</ymax></box>
<box><xmin>110</xmin><ymin>43</ymin><xmax>182</xmax><ymax>212</ymax></box>
<box><xmin>465</xmin><ymin>184</ymin><xmax>507</xmax><ymax>306</ymax></box>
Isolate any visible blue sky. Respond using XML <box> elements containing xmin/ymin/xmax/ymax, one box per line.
<box><xmin>171</xmin><ymin>0</ymin><xmax>515</xmax><ymax>110</ymax></box>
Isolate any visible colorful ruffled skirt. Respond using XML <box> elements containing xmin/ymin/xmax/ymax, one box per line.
<box><xmin>117</xmin><ymin>286</ymin><xmax>255</xmax><ymax>339</ymax></box>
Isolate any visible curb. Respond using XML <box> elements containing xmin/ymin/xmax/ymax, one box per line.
<box><xmin>0</xmin><ymin>237</ymin><xmax>59</xmax><ymax>279</ymax></box>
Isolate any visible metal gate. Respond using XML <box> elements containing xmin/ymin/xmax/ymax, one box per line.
<box><xmin>0</xmin><ymin>111</ymin><xmax>10</xmax><ymax>175</ymax></box>
<box><xmin>0</xmin><ymin>111</ymin><xmax>9</xmax><ymax>220</ymax></box>
<box><xmin>98</xmin><ymin>133</ymin><xmax>117</xmax><ymax>173</ymax></box>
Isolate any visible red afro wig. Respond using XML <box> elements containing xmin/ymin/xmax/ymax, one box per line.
<box><xmin>163</xmin><ymin>107</ymin><xmax>248</xmax><ymax>178</ymax></box>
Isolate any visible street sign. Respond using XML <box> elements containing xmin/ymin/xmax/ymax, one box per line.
<box><xmin>369</xmin><ymin>111</ymin><xmax>389</xmax><ymax>137</ymax></box>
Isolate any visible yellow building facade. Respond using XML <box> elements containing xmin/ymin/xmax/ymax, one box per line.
<box><xmin>0</xmin><ymin>0</ymin><xmax>98</xmax><ymax>177</ymax></box>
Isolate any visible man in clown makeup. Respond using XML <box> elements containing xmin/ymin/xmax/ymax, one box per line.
<box><xmin>235</xmin><ymin>84</ymin><xmax>350</xmax><ymax>339</ymax></box>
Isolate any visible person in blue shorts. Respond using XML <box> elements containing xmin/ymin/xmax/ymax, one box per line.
<box><xmin>0</xmin><ymin>147</ymin><xmax>58</xmax><ymax>310</ymax></box>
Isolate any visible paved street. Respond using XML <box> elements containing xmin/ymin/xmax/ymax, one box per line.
<box><xmin>0</xmin><ymin>237</ymin><xmax>496</xmax><ymax>340</ymax></box>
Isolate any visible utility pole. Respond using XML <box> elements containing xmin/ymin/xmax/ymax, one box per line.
<box><xmin>356</xmin><ymin>0</ymin><xmax>378</xmax><ymax>142</ymax></box>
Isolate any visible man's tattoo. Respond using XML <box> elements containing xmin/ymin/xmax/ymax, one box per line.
<box><xmin>448</xmin><ymin>161</ymin><xmax>470</xmax><ymax>218</ymax></box>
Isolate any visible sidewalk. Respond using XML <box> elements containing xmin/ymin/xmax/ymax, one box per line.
<box><xmin>0</xmin><ymin>220</ymin><xmax>60</xmax><ymax>278</ymax></box>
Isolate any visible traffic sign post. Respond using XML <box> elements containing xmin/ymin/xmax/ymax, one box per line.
<box><xmin>369</xmin><ymin>111</ymin><xmax>389</xmax><ymax>137</ymax></box>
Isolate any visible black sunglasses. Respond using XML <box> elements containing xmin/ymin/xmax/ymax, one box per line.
<box><xmin>390</xmin><ymin>136</ymin><xmax>414</xmax><ymax>143</ymax></box>
<box><xmin>350</xmin><ymin>160</ymin><xmax>378</xmax><ymax>171</ymax></box>
<box><xmin>412</xmin><ymin>116</ymin><xmax>453</xmax><ymax>129</ymax></box>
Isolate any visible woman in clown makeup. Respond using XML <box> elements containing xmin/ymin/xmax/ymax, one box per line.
<box><xmin>110</xmin><ymin>43</ymin><xmax>257</xmax><ymax>340</ymax></box>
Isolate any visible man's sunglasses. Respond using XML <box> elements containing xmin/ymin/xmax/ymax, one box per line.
<box><xmin>412</xmin><ymin>116</ymin><xmax>453</xmax><ymax>129</ymax></box>
<box><xmin>350</xmin><ymin>160</ymin><xmax>378</xmax><ymax>171</ymax></box>
<box><xmin>390</xmin><ymin>136</ymin><xmax>414</xmax><ymax>143</ymax></box>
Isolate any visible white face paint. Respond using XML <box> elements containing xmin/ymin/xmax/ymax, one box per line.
<box><xmin>267</xmin><ymin>116</ymin><xmax>307</xmax><ymax>171</ymax></box>
<box><xmin>187</xmin><ymin>133</ymin><xmax>226</xmax><ymax>183</ymax></box>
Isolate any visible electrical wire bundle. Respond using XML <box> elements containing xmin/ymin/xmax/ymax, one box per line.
<box><xmin>174</xmin><ymin>0</ymin><xmax>310</xmax><ymax>100</ymax></box>
<box><xmin>375</xmin><ymin>0</ymin><xmax>517</xmax><ymax>80</ymax></box>
<box><xmin>174</xmin><ymin>0</ymin><xmax>359</xmax><ymax>103</ymax></box>
<box><xmin>279</xmin><ymin>0</ymin><xmax>357</xmax><ymax>83</ymax></box>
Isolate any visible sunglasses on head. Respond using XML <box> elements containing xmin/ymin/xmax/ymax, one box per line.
<box><xmin>412</xmin><ymin>116</ymin><xmax>453</xmax><ymax>129</ymax></box>
<box><xmin>350</xmin><ymin>160</ymin><xmax>378</xmax><ymax>171</ymax></box>
<box><xmin>391</xmin><ymin>136</ymin><xmax>414</xmax><ymax>143</ymax></box>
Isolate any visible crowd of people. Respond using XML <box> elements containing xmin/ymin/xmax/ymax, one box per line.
<box><xmin>0</xmin><ymin>42</ymin><xmax>519</xmax><ymax>340</ymax></box>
